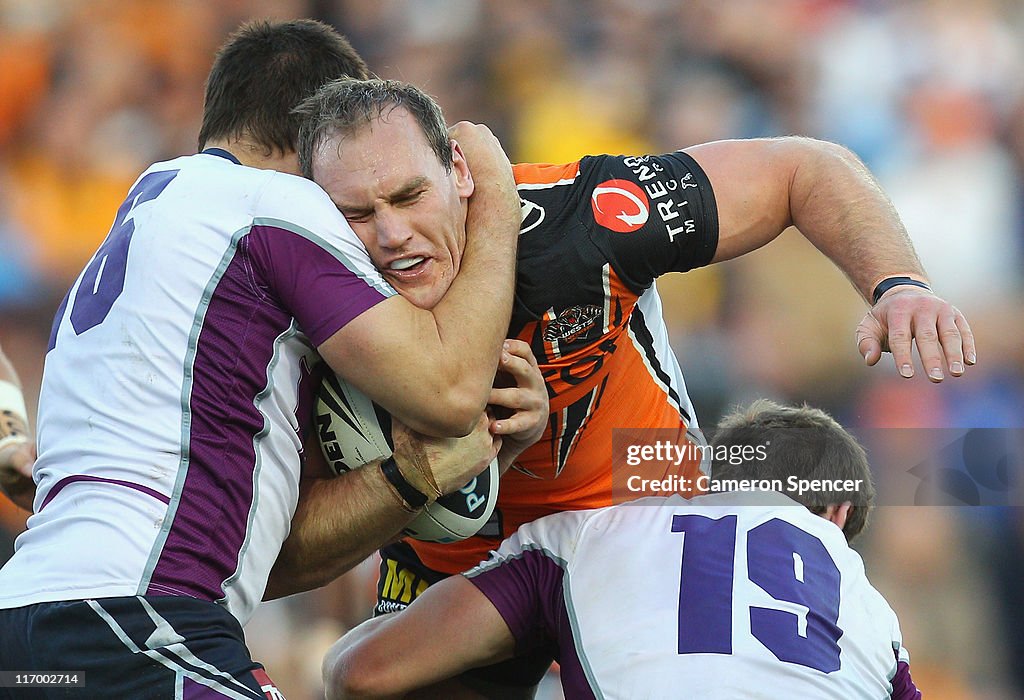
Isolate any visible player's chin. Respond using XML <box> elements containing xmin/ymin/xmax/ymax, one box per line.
<box><xmin>407</xmin><ymin>286</ymin><xmax>446</xmax><ymax>311</ymax></box>
<box><xmin>391</xmin><ymin>278</ymin><xmax>447</xmax><ymax>311</ymax></box>
<box><xmin>385</xmin><ymin>282</ymin><xmax>438</xmax><ymax>311</ymax></box>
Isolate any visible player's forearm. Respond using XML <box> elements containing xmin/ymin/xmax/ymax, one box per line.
<box><xmin>325</xmin><ymin>622</ymin><xmax>478</xmax><ymax>700</ymax></box>
<box><xmin>425</xmin><ymin>162</ymin><xmax>520</xmax><ymax>428</ymax></box>
<box><xmin>698</xmin><ymin>137</ymin><xmax>927</xmax><ymax>302</ymax></box>
<box><xmin>264</xmin><ymin>464</ymin><xmax>415</xmax><ymax>600</ymax></box>
<box><xmin>323</xmin><ymin>617</ymin><xmax>391</xmax><ymax>700</ymax></box>
<box><xmin>325</xmin><ymin>576</ymin><xmax>516</xmax><ymax>699</ymax></box>
<box><xmin>785</xmin><ymin>138</ymin><xmax>926</xmax><ymax>301</ymax></box>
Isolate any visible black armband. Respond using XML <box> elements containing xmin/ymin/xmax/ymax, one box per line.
<box><xmin>871</xmin><ymin>276</ymin><xmax>931</xmax><ymax>305</ymax></box>
<box><xmin>380</xmin><ymin>456</ymin><xmax>428</xmax><ymax>510</ymax></box>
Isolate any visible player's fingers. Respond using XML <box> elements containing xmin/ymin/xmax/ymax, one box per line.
<box><xmin>882</xmin><ymin>308</ymin><xmax>915</xmax><ymax>378</ymax></box>
<box><xmin>955</xmin><ymin>309</ymin><xmax>977</xmax><ymax>366</ymax></box>
<box><xmin>491</xmin><ymin>382</ymin><xmax>548</xmax><ymax>409</ymax></box>
<box><xmin>498</xmin><ymin>351</ymin><xmax>534</xmax><ymax>384</ymax></box>
<box><xmin>488</xmin><ymin>386</ymin><xmax>526</xmax><ymax>410</ymax></box>
<box><xmin>855</xmin><ymin>314</ymin><xmax>883</xmax><ymax>367</ymax></box>
<box><xmin>936</xmin><ymin>310</ymin><xmax>965</xmax><ymax>377</ymax></box>
<box><xmin>503</xmin><ymin>339</ymin><xmax>539</xmax><ymax>367</ymax></box>
<box><xmin>499</xmin><ymin>348</ymin><xmax>543</xmax><ymax>390</ymax></box>
<box><xmin>491</xmin><ymin>412</ymin><xmax>541</xmax><ymax>436</ymax></box>
<box><xmin>911</xmin><ymin>309</ymin><xmax>946</xmax><ymax>382</ymax></box>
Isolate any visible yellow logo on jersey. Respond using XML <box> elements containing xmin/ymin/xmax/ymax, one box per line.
<box><xmin>380</xmin><ymin>559</ymin><xmax>428</xmax><ymax>604</ymax></box>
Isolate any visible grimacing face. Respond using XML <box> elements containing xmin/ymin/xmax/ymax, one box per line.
<box><xmin>311</xmin><ymin>107</ymin><xmax>474</xmax><ymax>310</ymax></box>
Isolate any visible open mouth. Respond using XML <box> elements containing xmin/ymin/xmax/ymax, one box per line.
<box><xmin>389</xmin><ymin>256</ymin><xmax>426</xmax><ymax>271</ymax></box>
<box><xmin>385</xmin><ymin>256</ymin><xmax>431</xmax><ymax>282</ymax></box>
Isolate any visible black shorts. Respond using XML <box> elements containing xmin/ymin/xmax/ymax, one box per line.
<box><xmin>0</xmin><ymin>596</ymin><xmax>283</xmax><ymax>699</ymax></box>
<box><xmin>376</xmin><ymin>542</ymin><xmax>555</xmax><ymax>688</ymax></box>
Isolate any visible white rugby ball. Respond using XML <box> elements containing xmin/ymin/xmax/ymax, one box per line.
<box><xmin>315</xmin><ymin>371</ymin><xmax>498</xmax><ymax>544</ymax></box>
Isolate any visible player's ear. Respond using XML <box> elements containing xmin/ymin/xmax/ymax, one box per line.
<box><xmin>450</xmin><ymin>139</ymin><xmax>475</xmax><ymax>199</ymax></box>
<box><xmin>824</xmin><ymin>502</ymin><xmax>853</xmax><ymax>531</ymax></box>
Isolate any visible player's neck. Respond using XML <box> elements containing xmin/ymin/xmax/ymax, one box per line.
<box><xmin>201</xmin><ymin>137</ymin><xmax>301</xmax><ymax>176</ymax></box>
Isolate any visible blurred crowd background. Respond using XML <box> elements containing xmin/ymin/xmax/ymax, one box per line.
<box><xmin>1</xmin><ymin>0</ymin><xmax>1022</xmax><ymax>698</ymax></box>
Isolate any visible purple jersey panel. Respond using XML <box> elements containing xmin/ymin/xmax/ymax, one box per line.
<box><xmin>467</xmin><ymin>551</ymin><xmax>596</xmax><ymax>699</ymax></box>
<box><xmin>248</xmin><ymin>224</ymin><xmax>388</xmax><ymax>346</ymax></box>
<box><xmin>148</xmin><ymin>225</ymin><xmax>382</xmax><ymax>601</ymax></box>
<box><xmin>890</xmin><ymin>659</ymin><xmax>921</xmax><ymax>700</ymax></box>
<box><xmin>147</xmin><ymin>243</ymin><xmax>293</xmax><ymax>599</ymax></box>
<box><xmin>40</xmin><ymin>474</ymin><xmax>171</xmax><ymax>510</ymax></box>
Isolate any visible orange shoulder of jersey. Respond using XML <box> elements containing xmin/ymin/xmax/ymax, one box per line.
<box><xmin>513</xmin><ymin>161</ymin><xmax>581</xmax><ymax>188</ymax></box>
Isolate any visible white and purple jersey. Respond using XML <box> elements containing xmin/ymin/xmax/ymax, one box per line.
<box><xmin>0</xmin><ymin>151</ymin><xmax>393</xmax><ymax>625</ymax></box>
<box><xmin>466</xmin><ymin>492</ymin><xmax>920</xmax><ymax>699</ymax></box>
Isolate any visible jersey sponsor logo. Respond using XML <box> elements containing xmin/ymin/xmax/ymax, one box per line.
<box><xmin>543</xmin><ymin>304</ymin><xmax>602</xmax><ymax>343</ymax></box>
<box><xmin>591</xmin><ymin>179</ymin><xmax>649</xmax><ymax>233</ymax></box>
<box><xmin>520</xmin><ymin>197</ymin><xmax>546</xmax><ymax>235</ymax></box>
<box><xmin>378</xmin><ymin>558</ymin><xmax>428</xmax><ymax>608</ymax></box>
<box><xmin>623</xmin><ymin>155</ymin><xmax>698</xmax><ymax>243</ymax></box>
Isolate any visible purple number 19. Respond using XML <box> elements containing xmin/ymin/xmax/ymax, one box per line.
<box><xmin>672</xmin><ymin>514</ymin><xmax>842</xmax><ymax>673</ymax></box>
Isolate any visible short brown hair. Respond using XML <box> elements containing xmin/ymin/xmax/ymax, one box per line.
<box><xmin>709</xmin><ymin>399</ymin><xmax>876</xmax><ymax>541</ymax></box>
<box><xmin>198</xmin><ymin>19</ymin><xmax>369</xmax><ymax>154</ymax></box>
<box><xmin>294</xmin><ymin>78</ymin><xmax>453</xmax><ymax>179</ymax></box>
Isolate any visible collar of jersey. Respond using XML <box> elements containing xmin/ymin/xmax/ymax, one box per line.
<box><xmin>200</xmin><ymin>147</ymin><xmax>241</xmax><ymax>165</ymax></box>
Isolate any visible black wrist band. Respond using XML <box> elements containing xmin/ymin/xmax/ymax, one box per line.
<box><xmin>871</xmin><ymin>277</ymin><xmax>931</xmax><ymax>305</ymax></box>
<box><xmin>380</xmin><ymin>456</ymin><xmax>428</xmax><ymax>510</ymax></box>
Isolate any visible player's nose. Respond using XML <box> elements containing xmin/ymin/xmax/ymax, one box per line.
<box><xmin>375</xmin><ymin>209</ymin><xmax>414</xmax><ymax>249</ymax></box>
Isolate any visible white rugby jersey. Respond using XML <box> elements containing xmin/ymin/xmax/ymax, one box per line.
<box><xmin>466</xmin><ymin>492</ymin><xmax>920</xmax><ymax>699</ymax></box>
<box><xmin>0</xmin><ymin>151</ymin><xmax>394</xmax><ymax>624</ymax></box>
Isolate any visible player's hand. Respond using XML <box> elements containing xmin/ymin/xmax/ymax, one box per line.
<box><xmin>855</xmin><ymin>287</ymin><xmax>976</xmax><ymax>382</ymax></box>
<box><xmin>391</xmin><ymin>413</ymin><xmax>501</xmax><ymax>499</ymax></box>
<box><xmin>489</xmin><ymin>339</ymin><xmax>548</xmax><ymax>471</ymax></box>
<box><xmin>449</xmin><ymin>121</ymin><xmax>510</xmax><ymax>174</ymax></box>
<box><xmin>0</xmin><ymin>437</ymin><xmax>35</xmax><ymax>512</ymax></box>
<box><xmin>449</xmin><ymin>121</ymin><xmax>517</xmax><ymax>229</ymax></box>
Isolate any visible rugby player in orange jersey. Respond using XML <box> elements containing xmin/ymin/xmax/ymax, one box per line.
<box><xmin>278</xmin><ymin>76</ymin><xmax>975</xmax><ymax>696</ymax></box>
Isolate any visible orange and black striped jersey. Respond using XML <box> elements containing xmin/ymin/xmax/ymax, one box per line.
<box><xmin>412</xmin><ymin>151</ymin><xmax>720</xmax><ymax>574</ymax></box>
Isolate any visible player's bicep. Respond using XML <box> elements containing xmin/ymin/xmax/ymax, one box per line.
<box><xmin>683</xmin><ymin>139</ymin><xmax>799</xmax><ymax>263</ymax></box>
<box><xmin>242</xmin><ymin>220</ymin><xmax>449</xmax><ymax>431</ymax></box>
<box><xmin>316</xmin><ymin>295</ymin><xmax>467</xmax><ymax>435</ymax></box>
<box><xmin>405</xmin><ymin>576</ymin><xmax>516</xmax><ymax>670</ymax></box>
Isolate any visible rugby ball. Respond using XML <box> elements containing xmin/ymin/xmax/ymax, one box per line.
<box><xmin>315</xmin><ymin>371</ymin><xmax>498</xmax><ymax>544</ymax></box>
